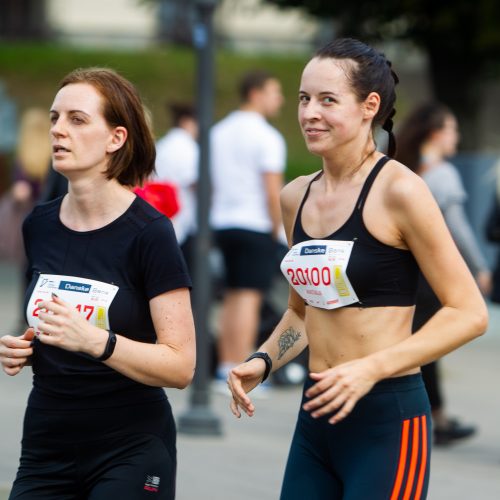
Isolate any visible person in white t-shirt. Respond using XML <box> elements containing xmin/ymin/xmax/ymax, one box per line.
<box><xmin>211</xmin><ymin>70</ymin><xmax>286</xmax><ymax>388</ymax></box>
<box><xmin>155</xmin><ymin>102</ymin><xmax>198</xmax><ymax>267</ymax></box>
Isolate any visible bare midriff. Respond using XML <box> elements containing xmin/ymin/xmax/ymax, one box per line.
<box><xmin>306</xmin><ymin>304</ymin><xmax>420</xmax><ymax>377</ymax></box>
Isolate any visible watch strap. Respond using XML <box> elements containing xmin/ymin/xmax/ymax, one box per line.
<box><xmin>96</xmin><ymin>330</ymin><xmax>117</xmax><ymax>361</ymax></box>
<box><xmin>245</xmin><ymin>351</ymin><xmax>272</xmax><ymax>383</ymax></box>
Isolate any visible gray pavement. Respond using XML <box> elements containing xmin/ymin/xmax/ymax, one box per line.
<box><xmin>1</xmin><ymin>261</ymin><xmax>499</xmax><ymax>499</ymax></box>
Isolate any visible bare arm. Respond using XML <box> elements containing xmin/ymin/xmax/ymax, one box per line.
<box><xmin>36</xmin><ymin>288</ymin><xmax>196</xmax><ymax>389</ymax></box>
<box><xmin>250</xmin><ymin>177</ymin><xmax>309</xmax><ymax>371</ymax></box>
<box><xmin>303</xmin><ymin>167</ymin><xmax>488</xmax><ymax>424</ymax></box>
<box><xmin>256</xmin><ymin>290</ymin><xmax>308</xmax><ymax>374</ymax></box>
<box><xmin>228</xmin><ymin>178</ymin><xmax>309</xmax><ymax>417</ymax></box>
<box><xmin>263</xmin><ymin>171</ymin><xmax>284</xmax><ymax>238</ymax></box>
<box><xmin>368</xmin><ymin>173</ymin><xmax>487</xmax><ymax>378</ymax></box>
<box><xmin>102</xmin><ymin>289</ymin><xmax>196</xmax><ymax>388</ymax></box>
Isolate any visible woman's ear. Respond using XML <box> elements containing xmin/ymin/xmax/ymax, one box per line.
<box><xmin>363</xmin><ymin>92</ymin><xmax>381</xmax><ymax>120</ymax></box>
<box><xmin>107</xmin><ymin>126</ymin><xmax>128</xmax><ymax>153</ymax></box>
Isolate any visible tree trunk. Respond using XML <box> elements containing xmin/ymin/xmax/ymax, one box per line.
<box><xmin>0</xmin><ymin>0</ymin><xmax>49</xmax><ymax>40</ymax></box>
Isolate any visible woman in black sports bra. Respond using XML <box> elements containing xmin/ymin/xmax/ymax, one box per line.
<box><xmin>227</xmin><ymin>38</ymin><xmax>487</xmax><ymax>500</ymax></box>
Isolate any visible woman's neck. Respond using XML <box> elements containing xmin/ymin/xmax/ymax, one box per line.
<box><xmin>322</xmin><ymin>138</ymin><xmax>378</xmax><ymax>184</ymax></box>
<box><xmin>60</xmin><ymin>177</ymin><xmax>135</xmax><ymax>232</ymax></box>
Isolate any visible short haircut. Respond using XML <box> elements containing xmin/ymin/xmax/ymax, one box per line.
<box><xmin>167</xmin><ymin>102</ymin><xmax>196</xmax><ymax>128</ymax></box>
<box><xmin>58</xmin><ymin>67</ymin><xmax>155</xmax><ymax>186</ymax></box>
<box><xmin>238</xmin><ymin>69</ymin><xmax>275</xmax><ymax>102</ymax></box>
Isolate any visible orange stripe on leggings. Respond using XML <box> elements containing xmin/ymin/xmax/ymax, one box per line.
<box><xmin>402</xmin><ymin>417</ymin><xmax>420</xmax><ymax>500</ymax></box>
<box><xmin>390</xmin><ymin>419</ymin><xmax>410</xmax><ymax>500</ymax></box>
<box><xmin>414</xmin><ymin>415</ymin><xmax>428</xmax><ymax>500</ymax></box>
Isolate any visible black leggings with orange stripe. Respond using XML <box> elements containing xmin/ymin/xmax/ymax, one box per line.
<box><xmin>280</xmin><ymin>374</ymin><xmax>431</xmax><ymax>500</ymax></box>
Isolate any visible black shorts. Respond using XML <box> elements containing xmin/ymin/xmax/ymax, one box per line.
<box><xmin>215</xmin><ymin>228</ymin><xmax>277</xmax><ymax>291</ymax></box>
<box><xmin>9</xmin><ymin>399</ymin><xmax>176</xmax><ymax>500</ymax></box>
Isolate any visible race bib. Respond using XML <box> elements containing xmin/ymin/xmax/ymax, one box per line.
<box><xmin>280</xmin><ymin>240</ymin><xmax>358</xmax><ymax>309</ymax></box>
<box><xmin>27</xmin><ymin>274</ymin><xmax>119</xmax><ymax>334</ymax></box>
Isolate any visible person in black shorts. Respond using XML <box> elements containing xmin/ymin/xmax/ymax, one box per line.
<box><xmin>0</xmin><ymin>67</ymin><xmax>195</xmax><ymax>500</ymax></box>
<box><xmin>227</xmin><ymin>38</ymin><xmax>488</xmax><ymax>499</ymax></box>
<box><xmin>210</xmin><ymin>70</ymin><xmax>286</xmax><ymax>390</ymax></box>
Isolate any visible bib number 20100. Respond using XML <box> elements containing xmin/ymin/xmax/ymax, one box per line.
<box><xmin>286</xmin><ymin>266</ymin><xmax>331</xmax><ymax>287</ymax></box>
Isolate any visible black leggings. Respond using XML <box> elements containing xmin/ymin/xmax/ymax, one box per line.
<box><xmin>280</xmin><ymin>374</ymin><xmax>431</xmax><ymax>500</ymax></box>
<box><xmin>9</xmin><ymin>399</ymin><xmax>176</xmax><ymax>500</ymax></box>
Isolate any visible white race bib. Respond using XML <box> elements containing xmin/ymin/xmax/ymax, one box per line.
<box><xmin>27</xmin><ymin>274</ymin><xmax>119</xmax><ymax>334</ymax></box>
<box><xmin>280</xmin><ymin>240</ymin><xmax>358</xmax><ymax>309</ymax></box>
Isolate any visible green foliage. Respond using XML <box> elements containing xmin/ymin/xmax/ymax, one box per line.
<box><xmin>267</xmin><ymin>0</ymin><xmax>500</xmax><ymax>62</ymax></box>
<box><xmin>267</xmin><ymin>0</ymin><xmax>500</xmax><ymax>148</ymax></box>
<box><xmin>0</xmin><ymin>42</ymin><xmax>319</xmax><ymax>180</ymax></box>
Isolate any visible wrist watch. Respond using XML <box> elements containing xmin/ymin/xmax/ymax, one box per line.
<box><xmin>96</xmin><ymin>330</ymin><xmax>117</xmax><ymax>361</ymax></box>
<box><xmin>245</xmin><ymin>351</ymin><xmax>273</xmax><ymax>383</ymax></box>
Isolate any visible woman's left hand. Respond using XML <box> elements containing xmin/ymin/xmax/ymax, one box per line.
<box><xmin>36</xmin><ymin>294</ymin><xmax>104</xmax><ymax>355</ymax></box>
<box><xmin>302</xmin><ymin>358</ymin><xmax>379</xmax><ymax>425</ymax></box>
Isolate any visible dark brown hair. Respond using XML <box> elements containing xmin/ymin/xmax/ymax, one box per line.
<box><xmin>167</xmin><ymin>102</ymin><xmax>196</xmax><ymax>128</ymax></box>
<box><xmin>395</xmin><ymin>102</ymin><xmax>452</xmax><ymax>172</ymax></box>
<box><xmin>238</xmin><ymin>69</ymin><xmax>275</xmax><ymax>102</ymax></box>
<box><xmin>315</xmin><ymin>38</ymin><xmax>399</xmax><ymax>157</ymax></box>
<box><xmin>58</xmin><ymin>67</ymin><xmax>155</xmax><ymax>186</ymax></box>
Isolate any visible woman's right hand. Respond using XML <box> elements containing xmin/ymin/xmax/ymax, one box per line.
<box><xmin>0</xmin><ymin>328</ymin><xmax>35</xmax><ymax>376</ymax></box>
<box><xmin>228</xmin><ymin>358</ymin><xmax>267</xmax><ymax>418</ymax></box>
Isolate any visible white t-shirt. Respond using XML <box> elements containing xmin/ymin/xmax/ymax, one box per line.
<box><xmin>155</xmin><ymin>128</ymin><xmax>198</xmax><ymax>245</ymax></box>
<box><xmin>210</xmin><ymin>110</ymin><xmax>286</xmax><ymax>233</ymax></box>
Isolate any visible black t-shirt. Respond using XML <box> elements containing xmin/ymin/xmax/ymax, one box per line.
<box><xmin>22</xmin><ymin>195</ymin><xmax>192</xmax><ymax>410</ymax></box>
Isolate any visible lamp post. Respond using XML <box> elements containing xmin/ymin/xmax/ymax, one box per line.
<box><xmin>177</xmin><ymin>0</ymin><xmax>222</xmax><ymax>436</ymax></box>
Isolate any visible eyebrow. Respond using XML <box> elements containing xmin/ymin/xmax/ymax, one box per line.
<box><xmin>49</xmin><ymin>109</ymin><xmax>91</xmax><ymax>117</ymax></box>
<box><xmin>299</xmin><ymin>90</ymin><xmax>339</xmax><ymax>97</ymax></box>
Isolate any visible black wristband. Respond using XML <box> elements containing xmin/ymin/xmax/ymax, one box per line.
<box><xmin>96</xmin><ymin>330</ymin><xmax>117</xmax><ymax>361</ymax></box>
<box><xmin>245</xmin><ymin>352</ymin><xmax>272</xmax><ymax>383</ymax></box>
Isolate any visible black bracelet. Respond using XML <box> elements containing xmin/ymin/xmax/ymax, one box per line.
<box><xmin>96</xmin><ymin>330</ymin><xmax>117</xmax><ymax>361</ymax></box>
<box><xmin>245</xmin><ymin>352</ymin><xmax>272</xmax><ymax>383</ymax></box>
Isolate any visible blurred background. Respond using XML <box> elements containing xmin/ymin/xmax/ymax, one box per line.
<box><xmin>1</xmin><ymin>1</ymin><xmax>500</xmax><ymax>499</ymax></box>
<box><xmin>1</xmin><ymin>0</ymin><xmax>499</xmax><ymax>256</ymax></box>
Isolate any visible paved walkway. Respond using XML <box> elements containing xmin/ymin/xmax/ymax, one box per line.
<box><xmin>1</xmin><ymin>262</ymin><xmax>499</xmax><ymax>499</ymax></box>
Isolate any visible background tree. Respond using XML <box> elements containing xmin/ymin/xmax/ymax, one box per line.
<box><xmin>0</xmin><ymin>0</ymin><xmax>49</xmax><ymax>40</ymax></box>
<box><xmin>266</xmin><ymin>0</ymin><xmax>500</xmax><ymax>150</ymax></box>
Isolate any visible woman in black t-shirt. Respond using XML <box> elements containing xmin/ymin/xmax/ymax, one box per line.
<box><xmin>0</xmin><ymin>68</ymin><xmax>195</xmax><ymax>500</ymax></box>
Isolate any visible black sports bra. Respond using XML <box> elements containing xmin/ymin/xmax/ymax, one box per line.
<box><xmin>290</xmin><ymin>156</ymin><xmax>419</xmax><ymax>308</ymax></box>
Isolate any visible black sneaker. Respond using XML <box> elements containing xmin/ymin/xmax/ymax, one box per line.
<box><xmin>434</xmin><ymin>418</ymin><xmax>477</xmax><ymax>446</ymax></box>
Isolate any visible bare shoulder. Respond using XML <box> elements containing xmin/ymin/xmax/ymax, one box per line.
<box><xmin>280</xmin><ymin>171</ymin><xmax>321</xmax><ymax>242</ymax></box>
<box><xmin>281</xmin><ymin>171</ymin><xmax>320</xmax><ymax>212</ymax></box>
<box><xmin>378</xmin><ymin>159</ymin><xmax>447</xmax><ymax>249</ymax></box>
<box><xmin>380</xmin><ymin>159</ymin><xmax>433</xmax><ymax>211</ymax></box>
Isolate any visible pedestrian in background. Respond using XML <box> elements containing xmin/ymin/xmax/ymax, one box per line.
<box><xmin>485</xmin><ymin>161</ymin><xmax>500</xmax><ymax>302</ymax></box>
<box><xmin>210</xmin><ymin>69</ymin><xmax>286</xmax><ymax>393</ymax></box>
<box><xmin>154</xmin><ymin>102</ymin><xmax>198</xmax><ymax>270</ymax></box>
<box><xmin>11</xmin><ymin>108</ymin><xmax>52</xmax><ymax>204</ymax></box>
<box><xmin>3</xmin><ymin>108</ymin><xmax>52</xmax><ymax>331</ymax></box>
<box><xmin>0</xmin><ymin>107</ymin><xmax>51</xmax><ymax>267</ymax></box>
<box><xmin>396</xmin><ymin>101</ymin><xmax>490</xmax><ymax>445</ymax></box>
<box><xmin>227</xmin><ymin>38</ymin><xmax>488</xmax><ymax>499</ymax></box>
<box><xmin>0</xmin><ymin>67</ymin><xmax>195</xmax><ymax>500</ymax></box>
<box><xmin>0</xmin><ymin>80</ymin><xmax>17</xmax><ymax>193</ymax></box>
